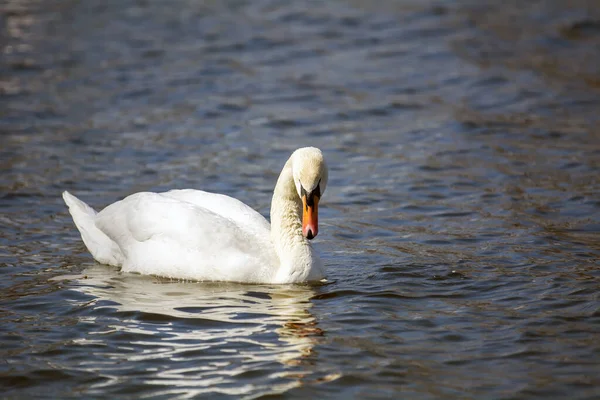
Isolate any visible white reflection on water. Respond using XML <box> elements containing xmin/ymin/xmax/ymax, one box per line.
<box><xmin>58</xmin><ymin>264</ymin><xmax>335</xmax><ymax>398</ymax></box>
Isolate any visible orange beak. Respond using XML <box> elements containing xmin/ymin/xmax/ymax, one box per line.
<box><xmin>301</xmin><ymin>193</ymin><xmax>319</xmax><ymax>240</ymax></box>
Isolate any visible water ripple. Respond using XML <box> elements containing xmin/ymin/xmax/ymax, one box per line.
<box><xmin>1</xmin><ymin>0</ymin><xmax>600</xmax><ymax>398</ymax></box>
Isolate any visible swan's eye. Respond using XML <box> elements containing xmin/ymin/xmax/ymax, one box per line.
<box><xmin>301</xmin><ymin>183</ymin><xmax>320</xmax><ymax>208</ymax></box>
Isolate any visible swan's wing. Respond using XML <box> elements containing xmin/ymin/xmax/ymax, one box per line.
<box><xmin>162</xmin><ymin>189</ymin><xmax>271</xmax><ymax>235</ymax></box>
<box><xmin>94</xmin><ymin>192</ymin><xmax>276</xmax><ymax>282</ymax></box>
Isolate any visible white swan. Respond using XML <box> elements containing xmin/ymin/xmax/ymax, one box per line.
<box><xmin>62</xmin><ymin>147</ymin><xmax>328</xmax><ymax>284</ymax></box>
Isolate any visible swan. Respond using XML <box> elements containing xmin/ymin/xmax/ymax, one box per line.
<box><xmin>62</xmin><ymin>147</ymin><xmax>328</xmax><ymax>284</ymax></box>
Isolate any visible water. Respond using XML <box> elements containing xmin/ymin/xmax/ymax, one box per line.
<box><xmin>1</xmin><ymin>0</ymin><xmax>599</xmax><ymax>398</ymax></box>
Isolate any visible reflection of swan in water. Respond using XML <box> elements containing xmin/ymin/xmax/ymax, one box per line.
<box><xmin>57</xmin><ymin>265</ymin><xmax>335</xmax><ymax>397</ymax></box>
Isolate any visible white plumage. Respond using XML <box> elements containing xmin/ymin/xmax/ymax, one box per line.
<box><xmin>63</xmin><ymin>147</ymin><xmax>328</xmax><ymax>284</ymax></box>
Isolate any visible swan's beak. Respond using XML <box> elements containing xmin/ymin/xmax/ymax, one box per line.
<box><xmin>301</xmin><ymin>192</ymin><xmax>319</xmax><ymax>240</ymax></box>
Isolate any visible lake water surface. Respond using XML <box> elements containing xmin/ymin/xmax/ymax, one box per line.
<box><xmin>1</xmin><ymin>0</ymin><xmax>599</xmax><ymax>398</ymax></box>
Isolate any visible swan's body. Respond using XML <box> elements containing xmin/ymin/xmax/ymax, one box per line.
<box><xmin>63</xmin><ymin>147</ymin><xmax>328</xmax><ymax>284</ymax></box>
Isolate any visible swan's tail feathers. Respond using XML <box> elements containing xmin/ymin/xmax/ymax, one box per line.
<box><xmin>62</xmin><ymin>191</ymin><xmax>123</xmax><ymax>266</ymax></box>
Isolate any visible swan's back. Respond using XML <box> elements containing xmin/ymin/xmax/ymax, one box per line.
<box><xmin>163</xmin><ymin>189</ymin><xmax>271</xmax><ymax>237</ymax></box>
<box><xmin>66</xmin><ymin>190</ymin><xmax>278</xmax><ymax>283</ymax></box>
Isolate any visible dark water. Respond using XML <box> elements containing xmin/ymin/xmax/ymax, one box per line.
<box><xmin>1</xmin><ymin>0</ymin><xmax>600</xmax><ymax>398</ymax></box>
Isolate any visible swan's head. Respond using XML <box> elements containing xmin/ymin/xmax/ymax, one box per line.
<box><xmin>291</xmin><ymin>147</ymin><xmax>328</xmax><ymax>240</ymax></box>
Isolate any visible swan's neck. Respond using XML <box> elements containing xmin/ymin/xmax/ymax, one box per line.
<box><xmin>270</xmin><ymin>159</ymin><xmax>323</xmax><ymax>283</ymax></box>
